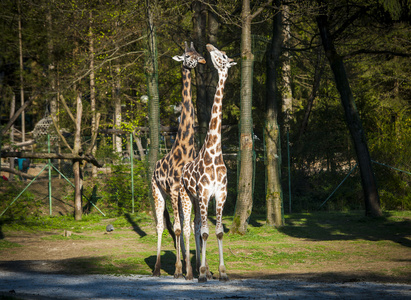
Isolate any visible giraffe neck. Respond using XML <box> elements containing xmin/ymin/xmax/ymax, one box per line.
<box><xmin>203</xmin><ymin>70</ymin><xmax>227</xmax><ymax>153</ymax></box>
<box><xmin>174</xmin><ymin>66</ymin><xmax>195</xmax><ymax>146</ymax></box>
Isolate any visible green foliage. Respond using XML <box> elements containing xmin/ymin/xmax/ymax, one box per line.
<box><xmin>0</xmin><ymin>181</ymin><xmax>42</xmax><ymax>220</ymax></box>
<box><xmin>96</xmin><ymin>160</ymin><xmax>150</xmax><ymax>216</ymax></box>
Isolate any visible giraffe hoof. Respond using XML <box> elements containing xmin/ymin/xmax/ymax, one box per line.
<box><xmin>219</xmin><ymin>274</ymin><xmax>229</xmax><ymax>282</ymax></box>
<box><xmin>174</xmin><ymin>272</ymin><xmax>183</xmax><ymax>279</ymax></box>
<box><xmin>198</xmin><ymin>275</ymin><xmax>208</xmax><ymax>283</ymax></box>
<box><xmin>152</xmin><ymin>271</ymin><xmax>161</xmax><ymax>277</ymax></box>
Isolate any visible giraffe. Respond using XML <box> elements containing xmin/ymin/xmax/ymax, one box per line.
<box><xmin>151</xmin><ymin>42</ymin><xmax>205</xmax><ymax>278</ymax></box>
<box><xmin>180</xmin><ymin>44</ymin><xmax>236</xmax><ymax>282</ymax></box>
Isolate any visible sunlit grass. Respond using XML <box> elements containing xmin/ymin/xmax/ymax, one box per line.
<box><xmin>1</xmin><ymin>210</ymin><xmax>410</xmax><ymax>279</ymax></box>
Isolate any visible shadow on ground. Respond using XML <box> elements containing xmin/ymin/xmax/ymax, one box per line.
<box><xmin>278</xmin><ymin>211</ymin><xmax>411</xmax><ymax>248</ymax></box>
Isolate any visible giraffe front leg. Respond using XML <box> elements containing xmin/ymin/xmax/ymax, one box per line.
<box><xmin>198</xmin><ymin>195</ymin><xmax>210</xmax><ymax>283</ymax></box>
<box><xmin>152</xmin><ymin>178</ymin><xmax>164</xmax><ymax>277</ymax></box>
<box><xmin>180</xmin><ymin>180</ymin><xmax>193</xmax><ymax>280</ymax></box>
<box><xmin>171</xmin><ymin>189</ymin><xmax>183</xmax><ymax>279</ymax></box>
<box><xmin>215</xmin><ymin>188</ymin><xmax>229</xmax><ymax>281</ymax></box>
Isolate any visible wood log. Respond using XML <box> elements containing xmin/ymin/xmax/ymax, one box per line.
<box><xmin>0</xmin><ymin>151</ymin><xmax>103</xmax><ymax>168</ymax></box>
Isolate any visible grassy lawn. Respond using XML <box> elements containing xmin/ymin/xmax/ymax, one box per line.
<box><xmin>0</xmin><ymin>211</ymin><xmax>410</xmax><ymax>283</ymax></box>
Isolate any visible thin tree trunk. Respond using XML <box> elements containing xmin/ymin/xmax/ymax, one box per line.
<box><xmin>146</xmin><ymin>0</ymin><xmax>160</xmax><ymax>218</ymax></box>
<box><xmin>281</xmin><ymin>4</ymin><xmax>292</xmax><ymax>126</ymax></box>
<box><xmin>18</xmin><ymin>0</ymin><xmax>25</xmax><ymax>145</ymax></box>
<box><xmin>206</xmin><ymin>1</ymin><xmax>219</xmax><ymax>138</ymax></box>
<box><xmin>114</xmin><ymin>65</ymin><xmax>122</xmax><ymax>154</ymax></box>
<box><xmin>316</xmin><ymin>13</ymin><xmax>381</xmax><ymax>217</ymax></box>
<box><xmin>265</xmin><ymin>0</ymin><xmax>284</xmax><ymax>227</ymax></box>
<box><xmin>230</xmin><ymin>0</ymin><xmax>255</xmax><ymax>235</ymax></box>
<box><xmin>89</xmin><ymin>11</ymin><xmax>97</xmax><ymax>178</ymax></box>
<box><xmin>9</xmin><ymin>94</ymin><xmax>16</xmax><ymax>181</ymax></box>
<box><xmin>73</xmin><ymin>94</ymin><xmax>83</xmax><ymax>220</ymax></box>
<box><xmin>192</xmin><ymin>1</ymin><xmax>208</xmax><ymax>146</ymax></box>
<box><xmin>47</xmin><ymin>7</ymin><xmax>57</xmax><ymax>116</ymax></box>
<box><xmin>133</xmin><ymin>132</ymin><xmax>145</xmax><ymax>161</ymax></box>
<box><xmin>113</xmin><ymin>15</ymin><xmax>122</xmax><ymax>155</ymax></box>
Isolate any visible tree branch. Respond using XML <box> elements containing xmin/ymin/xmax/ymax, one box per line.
<box><xmin>59</xmin><ymin>94</ymin><xmax>76</xmax><ymax>124</ymax></box>
<box><xmin>250</xmin><ymin>0</ymin><xmax>274</xmax><ymax>20</ymax></box>
<box><xmin>0</xmin><ymin>151</ymin><xmax>104</xmax><ymax>168</ymax></box>
<box><xmin>51</xmin><ymin>115</ymin><xmax>73</xmax><ymax>152</ymax></box>
<box><xmin>344</xmin><ymin>49</ymin><xmax>411</xmax><ymax>59</ymax></box>
<box><xmin>0</xmin><ymin>93</ymin><xmax>38</xmax><ymax>136</ymax></box>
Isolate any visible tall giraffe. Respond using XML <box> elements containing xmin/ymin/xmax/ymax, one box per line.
<box><xmin>152</xmin><ymin>42</ymin><xmax>205</xmax><ymax>278</ymax></box>
<box><xmin>180</xmin><ymin>44</ymin><xmax>236</xmax><ymax>282</ymax></box>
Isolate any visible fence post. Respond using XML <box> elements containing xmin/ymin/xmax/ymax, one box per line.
<box><xmin>131</xmin><ymin>133</ymin><xmax>135</xmax><ymax>214</ymax></box>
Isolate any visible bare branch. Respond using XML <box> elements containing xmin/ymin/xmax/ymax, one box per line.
<box><xmin>59</xmin><ymin>94</ymin><xmax>76</xmax><ymax>124</ymax></box>
<box><xmin>86</xmin><ymin>112</ymin><xmax>101</xmax><ymax>155</ymax></box>
<box><xmin>51</xmin><ymin>115</ymin><xmax>73</xmax><ymax>152</ymax></box>
<box><xmin>344</xmin><ymin>49</ymin><xmax>411</xmax><ymax>59</ymax></box>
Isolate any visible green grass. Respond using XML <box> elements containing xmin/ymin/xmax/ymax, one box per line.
<box><xmin>0</xmin><ymin>240</ymin><xmax>22</xmax><ymax>249</ymax></box>
<box><xmin>41</xmin><ymin>234</ymin><xmax>97</xmax><ymax>241</ymax></box>
<box><xmin>1</xmin><ymin>210</ymin><xmax>410</xmax><ymax>282</ymax></box>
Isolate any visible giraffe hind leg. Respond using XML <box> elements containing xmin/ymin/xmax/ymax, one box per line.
<box><xmin>152</xmin><ymin>178</ymin><xmax>165</xmax><ymax>277</ymax></box>
<box><xmin>215</xmin><ymin>189</ymin><xmax>229</xmax><ymax>281</ymax></box>
<box><xmin>180</xmin><ymin>179</ymin><xmax>193</xmax><ymax>280</ymax></box>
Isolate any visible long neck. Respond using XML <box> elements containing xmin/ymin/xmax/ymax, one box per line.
<box><xmin>175</xmin><ymin>66</ymin><xmax>195</xmax><ymax>145</ymax></box>
<box><xmin>203</xmin><ymin>69</ymin><xmax>227</xmax><ymax>152</ymax></box>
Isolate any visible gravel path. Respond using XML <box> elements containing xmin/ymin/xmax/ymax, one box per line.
<box><xmin>1</xmin><ymin>271</ymin><xmax>411</xmax><ymax>299</ymax></box>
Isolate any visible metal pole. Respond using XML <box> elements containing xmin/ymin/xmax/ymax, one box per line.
<box><xmin>48</xmin><ymin>134</ymin><xmax>52</xmax><ymax>215</ymax></box>
<box><xmin>131</xmin><ymin>133</ymin><xmax>135</xmax><ymax>214</ymax></box>
<box><xmin>0</xmin><ymin>164</ymin><xmax>48</xmax><ymax>217</ymax></box>
<box><xmin>287</xmin><ymin>128</ymin><xmax>291</xmax><ymax>214</ymax></box>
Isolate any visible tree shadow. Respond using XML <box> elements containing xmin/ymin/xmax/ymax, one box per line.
<box><xmin>144</xmin><ymin>250</ymin><xmax>199</xmax><ymax>278</ymax></box>
<box><xmin>144</xmin><ymin>250</ymin><xmax>176</xmax><ymax>276</ymax></box>
<box><xmin>0</xmin><ymin>220</ymin><xmax>4</xmax><ymax>240</ymax></box>
<box><xmin>83</xmin><ymin>185</ymin><xmax>100</xmax><ymax>214</ymax></box>
<box><xmin>125</xmin><ymin>213</ymin><xmax>147</xmax><ymax>237</ymax></box>
<box><xmin>278</xmin><ymin>211</ymin><xmax>411</xmax><ymax>248</ymax></box>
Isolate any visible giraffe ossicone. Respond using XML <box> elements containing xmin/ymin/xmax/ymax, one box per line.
<box><xmin>180</xmin><ymin>43</ymin><xmax>236</xmax><ymax>282</ymax></box>
<box><xmin>151</xmin><ymin>42</ymin><xmax>205</xmax><ymax>279</ymax></box>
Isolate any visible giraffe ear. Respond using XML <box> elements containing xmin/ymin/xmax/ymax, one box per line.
<box><xmin>228</xmin><ymin>59</ymin><xmax>237</xmax><ymax>67</ymax></box>
<box><xmin>173</xmin><ymin>55</ymin><xmax>185</xmax><ymax>62</ymax></box>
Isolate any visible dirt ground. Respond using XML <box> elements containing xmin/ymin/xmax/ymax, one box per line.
<box><xmin>1</xmin><ymin>175</ymin><xmax>411</xmax><ymax>298</ymax></box>
<box><xmin>1</xmin><ymin>228</ymin><xmax>411</xmax><ymax>300</ymax></box>
<box><xmin>1</xmin><ymin>225</ymin><xmax>410</xmax><ymax>285</ymax></box>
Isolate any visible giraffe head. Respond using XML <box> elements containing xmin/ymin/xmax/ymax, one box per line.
<box><xmin>173</xmin><ymin>42</ymin><xmax>206</xmax><ymax>69</ymax></box>
<box><xmin>206</xmin><ymin>44</ymin><xmax>236</xmax><ymax>72</ymax></box>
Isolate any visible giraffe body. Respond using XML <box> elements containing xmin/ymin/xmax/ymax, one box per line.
<box><xmin>180</xmin><ymin>44</ymin><xmax>236</xmax><ymax>281</ymax></box>
<box><xmin>151</xmin><ymin>42</ymin><xmax>205</xmax><ymax>278</ymax></box>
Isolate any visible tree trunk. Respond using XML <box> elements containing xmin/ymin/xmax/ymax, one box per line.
<box><xmin>316</xmin><ymin>14</ymin><xmax>382</xmax><ymax>217</ymax></box>
<box><xmin>89</xmin><ymin>11</ymin><xmax>97</xmax><ymax>178</ymax></box>
<box><xmin>73</xmin><ymin>94</ymin><xmax>83</xmax><ymax>220</ymax></box>
<box><xmin>281</xmin><ymin>4</ymin><xmax>292</xmax><ymax>126</ymax></box>
<box><xmin>205</xmin><ymin>1</ymin><xmax>219</xmax><ymax>140</ymax></box>
<box><xmin>9</xmin><ymin>94</ymin><xmax>16</xmax><ymax>181</ymax></box>
<box><xmin>18</xmin><ymin>0</ymin><xmax>25</xmax><ymax>145</ymax></box>
<box><xmin>192</xmin><ymin>1</ymin><xmax>209</xmax><ymax>146</ymax></box>
<box><xmin>146</xmin><ymin>0</ymin><xmax>160</xmax><ymax>218</ymax></box>
<box><xmin>114</xmin><ymin>65</ymin><xmax>122</xmax><ymax>154</ymax></box>
<box><xmin>265</xmin><ymin>0</ymin><xmax>284</xmax><ymax>227</ymax></box>
<box><xmin>230</xmin><ymin>0</ymin><xmax>255</xmax><ymax>235</ymax></box>
<box><xmin>113</xmin><ymin>15</ymin><xmax>122</xmax><ymax>155</ymax></box>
